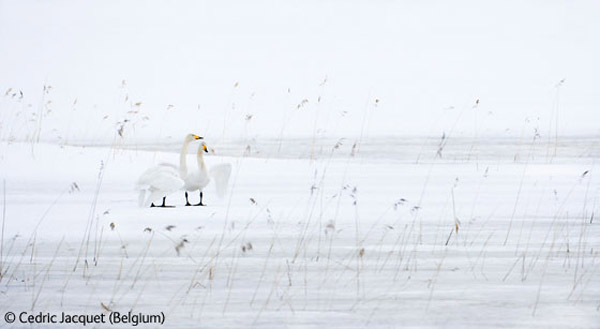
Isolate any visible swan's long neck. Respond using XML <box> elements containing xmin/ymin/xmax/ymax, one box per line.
<box><xmin>197</xmin><ymin>148</ymin><xmax>208</xmax><ymax>173</ymax></box>
<box><xmin>179</xmin><ymin>138</ymin><xmax>192</xmax><ymax>176</ymax></box>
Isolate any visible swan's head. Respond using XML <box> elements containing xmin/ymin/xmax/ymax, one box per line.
<box><xmin>201</xmin><ymin>142</ymin><xmax>209</xmax><ymax>153</ymax></box>
<box><xmin>185</xmin><ymin>134</ymin><xmax>203</xmax><ymax>142</ymax></box>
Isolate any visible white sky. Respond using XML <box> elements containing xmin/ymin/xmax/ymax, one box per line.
<box><xmin>0</xmin><ymin>0</ymin><xmax>598</xmax><ymax>141</ymax></box>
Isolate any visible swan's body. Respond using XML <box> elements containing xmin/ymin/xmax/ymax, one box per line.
<box><xmin>136</xmin><ymin>165</ymin><xmax>184</xmax><ymax>207</ymax></box>
<box><xmin>136</xmin><ymin>134</ymin><xmax>201</xmax><ymax>207</ymax></box>
<box><xmin>183</xmin><ymin>142</ymin><xmax>232</xmax><ymax>206</ymax></box>
<box><xmin>183</xmin><ymin>166</ymin><xmax>210</xmax><ymax>193</ymax></box>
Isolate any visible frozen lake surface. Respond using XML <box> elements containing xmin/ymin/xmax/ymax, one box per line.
<box><xmin>0</xmin><ymin>137</ymin><xmax>598</xmax><ymax>328</ymax></box>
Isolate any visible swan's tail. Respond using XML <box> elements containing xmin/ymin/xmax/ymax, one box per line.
<box><xmin>210</xmin><ymin>163</ymin><xmax>232</xmax><ymax>198</ymax></box>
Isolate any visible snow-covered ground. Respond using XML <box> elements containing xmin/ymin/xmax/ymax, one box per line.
<box><xmin>1</xmin><ymin>1</ymin><xmax>599</xmax><ymax>327</ymax></box>
<box><xmin>0</xmin><ymin>137</ymin><xmax>598</xmax><ymax>328</ymax></box>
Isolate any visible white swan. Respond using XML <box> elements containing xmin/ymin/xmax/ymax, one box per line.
<box><xmin>183</xmin><ymin>141</ymin><xmax>232</xmax><ymax>206</ymax></box>
<box><xmin>137</xmin><ymin>133</ymin><xmax>202</xmax><ymax>207</ymax></box>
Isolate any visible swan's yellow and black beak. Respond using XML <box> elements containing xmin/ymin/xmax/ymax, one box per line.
<box><xmin>203</xmin><ymin>144</ymin><xmax>209</xmax><ymax>153</ymax></box>
<box><xmin>193</xmin><ymin>134</ymin><xmax>203</xmax><ymax>140</ymax></box>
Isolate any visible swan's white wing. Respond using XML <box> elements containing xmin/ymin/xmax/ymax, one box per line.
<box><xmin>137</xmin><ymin>165</ymin><xmax>172</xmax><ymax>187</ymax></box>
<box><xmin>157</xmin><ymin>162</ymin><xmax>178</xmax><ymax>170</ymax></box>
<box><xmin>209</xmin><ymin>163</ymin><xmax>232</xmax><ymax>198</ymax></box>
<box><xmin>137</xmin><ymin>164</ymin><xmax>179</xmax><ymax>187</ymax></box>
<box><xmin>149</xmin><ymin>170</ymin><xmax>185</xmax><ymax>191</ymax></box>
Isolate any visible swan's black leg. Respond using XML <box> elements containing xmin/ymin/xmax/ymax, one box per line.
<box><xmin>185</xmin><ymin>192</ymin><xmax>192</xmax><ymax>206</ymax></box>
<box><xmin>150</xmin><ymin>203</ymin><xmax>156</xmax><ymax>207</ymax></box>
<box><xmin>194</xmin><ymin>191</ymin><xmax>206</xmax><ymax>206</ymax></box>
<box><xmin>160</xmin><ymin>197</ymin><xmax>175</xmax><ymax>208</ymax></box>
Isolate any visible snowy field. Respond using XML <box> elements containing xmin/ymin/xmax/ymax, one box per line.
<box><xmin>0</xmin><ymin>137</ymin><xmax>598</xmax><ymax>328</ymax></box>
<box><xmin>1</xmin><ymin>0</ymin><xmax>599</xmax><ymax>327</ymax></box>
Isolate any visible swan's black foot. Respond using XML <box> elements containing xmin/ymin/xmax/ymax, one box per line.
<box><xmin>152</xmin><ymin>197</ymin><xmax>174</xmax><ymax>208</ymax></box>
<box><xmin>184</xmin><ymin>192</ymin><xmax>192</xmax><ymax>206</ymax></box>
<box><xmin>193</xmin><ymin>191</ymin><xmax>206</xmax><ymax>207</ymax></box>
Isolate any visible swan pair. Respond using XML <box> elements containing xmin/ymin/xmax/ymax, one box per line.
<box><xmin>137</xmin><ymin>134</ymin><xmax>231</xmax><ymax>207</ymax></box>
